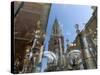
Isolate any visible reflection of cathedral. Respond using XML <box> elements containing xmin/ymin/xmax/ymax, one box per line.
<box><xmin>12</xmin><ymin>1</ymin><xmax>97</xmax><ymax>73</ymax></box>
<box><xmin>46</xmin><ymin>19</ymin><xmax>65</xmax><ymax>71</ymax></box>
<box><xmin>48</xmin><ymin>19</ymin><xmax>64</xmax><ymax>54</ymax></box>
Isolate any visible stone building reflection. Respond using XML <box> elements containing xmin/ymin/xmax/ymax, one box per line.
<box><xmin>13</xmin><ymin>1</ymin><xmax>97</xmax><ymax>73</ymax></box>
